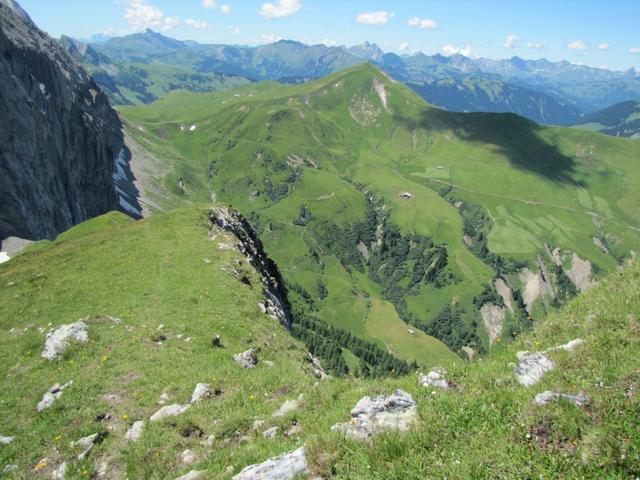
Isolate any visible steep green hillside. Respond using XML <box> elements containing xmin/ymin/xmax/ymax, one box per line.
<box><xmin>1</xmin><ymin>209</ymin><xmax>638</xmax><ymax>478</ymax></box>
<box><xmin>575</xmin><ymin>101</ymin><xmax>640</xmax><ymax>138</ymax></box>
<box><xmin>0</xmin><ymin>208</ymin><xmax>325</xmax><ymax>478</ymax></box>
<box><xmin>119</xmin><ymin>64</ymin><xmax>640</xmax><ymax>363</ymax></box>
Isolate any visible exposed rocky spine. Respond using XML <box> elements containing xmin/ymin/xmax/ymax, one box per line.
<box><xmin>0</xmin><ymin>0</ymin><xmax>124</xmax><ymax>240</ymax></box>
<box><xmin>210</xmin><ymin>206</ymin><xmax>292</xmax><ymax>329</ymax></box>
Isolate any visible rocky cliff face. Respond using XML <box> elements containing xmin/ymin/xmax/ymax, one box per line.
<box><xmin>0</xmin><ymin>0</ymin><xmax>123</xmax><ymax>239</ymax></box>
<box><xmin>210</xmin><ymin>206</ymin><xmax>292</xmax><ymax>329</ymax></box>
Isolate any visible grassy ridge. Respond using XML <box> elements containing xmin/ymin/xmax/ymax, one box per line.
<box><xmin>119</xmin><ymin>63</ymin><xmax>640</xmax><ymax>363</ymax></box>
<box><xmin>0</xmin><ymin>209</ymin><xmax>638</xmax><ymax>478</ymax></box>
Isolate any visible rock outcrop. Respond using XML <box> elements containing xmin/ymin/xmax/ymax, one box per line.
<box><xmin>566</xmin><ymin>253</ymin><xmax>593</xmax><ymax>292</ymax></box>
<box><xmin>233</xmin><ymin>349</ymin><xmax>258</xmax><ymax>369</ymax></box>
<box><xmin>514</xmin><ymin>338</ymin><xmax>585</xmax><ymax>386</ymax></box>
<box><xmin>125</xmin><ymin>421</ymin><xmax>145</xmax><ymax>442</ymax></box>
<box><xmin>37</xmin><ymin>381</ymin><xmax>73</xmax><ymax>411</ymax></box>
<box><xmin>42</xmin><ymin>320</ymin><xmax>88</xmax><ymax>360</ymax></box>
<box><xmin>419</xmin><ymin>368</ymin><xmax>454</xmax><ymax>390</ymax></box>
<box><xmin>232</xmin><ymin>446</ymin><xmax>310</xmax><ymax>480</ymax></box>
<box><xmin>150</xmin><ymin>403</ymin><xmax>191</xmax><ymax>422</ymax></box>
<box><xmin>331</xmin><ymin>389</ymin><xmax>417</xmax><ymax>440</ymax></box>
<box><xmin>534</xmin><ymin>390</ymin><xmax>587</xmax><ymax>407</ymax></box>
<box><xmin>174</xmin><ymin>470</ymin><xmax>205</xmax><ymax>480</ymax></box>
<box><xmin>480</xmin><ymin>303</ymin><xmax>507</xmax><ymax>344</ymax></box>
<box><xmin>494</xmin><ymin>278</ymin><xmax>515</xmax><ymax>314</ymax></box>
<box><xmin>519</xmin><ymin>257</ymin><xmax>556</xmax><ymax>313</ymax></box>
<box><xmin>150</xmin><ymin>383</ymin><xmax>212</xmax><ymax>422</ymax></box>
<box><xmin>0</xmin><ymin>0</ymin><xmax>126</xmax><ymax>240</ymax></box>
<box><xmin>71</xmin><ymin>432</ymin><xmax>100</xmax><ymax>460</ymax></box>
<box><xmin>272</xmin><ymin>395</ymin><xmax>303</xmax><ymax>418</ymax></box>
<box><xmin>211</xmin><ymin>207</ymin><xmax>292</xmax><ymax>329</ymax></box>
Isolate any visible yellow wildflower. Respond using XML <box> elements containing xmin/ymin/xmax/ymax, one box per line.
<box><xmin>122</xmin><ymin>414</ymin><xmax>129</xmax><ymax>420</ymax></box>
<box><xmin>34</xmin><ymin>460</ymin><xmax>48</xmax><ymax>471</ymax></box>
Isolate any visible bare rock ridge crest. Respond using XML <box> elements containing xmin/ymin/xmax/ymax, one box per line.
<box><xmin>0</xmin><ymin>0</ymin><xmax>139</xmax><ymax>240</ymax></box>
<box><xmin>211</xmin><ymin>206</ymin><xmax>292</xmax><ymax>329</ymax></box>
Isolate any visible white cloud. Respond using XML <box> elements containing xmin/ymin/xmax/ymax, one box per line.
<box><xmin>119</xmin><ymin>0</ymin><xmax>180</xmax><ymax>31</ymax></box>
<box><xmin>202</xmin><ymin>0</ymin><xmax>216</xmax><ymax>9</ymax></box>
<box><xmin>398</xmin><ymin>42</ymin><xmax>409</xmax><ymax>52</ymax></box>
<box><xmin>220</xmin><ymin>4</ymin><xmax>231</xmax><ymax>14</ymax></box>
<box><xmin>260</xmin><ymin>0</ymin><xmax>302</xmax><ymax>19</ymax></box>
<box><xmin>123</xmin><ymin>0</ymin><xmax>164</xmax><ymax>30</ymax></box>
<box><xmin>185</xmin><ymin>18</ymin><xmax>209</xmax><ymax>30</ymax></box>
<box><xmin>502</xmin><ymin>34</ymin><xmax>518</xmax><ymax>49</ymax></box>
<box><xmin>356</xmin><ymin>11</ymin><xmax>393</xmax><ymax>25</ymax></box>
<box><xmin>629</xmin><ymin>47</ymin><xmax>640</xmax><ymax>54</ymax></box>
<box><xmin>442</xmin><ymin>44</ymin><xmax>473</xmax><ymax>57</ymax></box>
<box><xmin>567</xmin><ymin>40</ymin><xmax>588</xmax><ymax>50</ymax></box>
<box><xmin>408</xmin><ymin>17</ymin><xmax>437</xmax><ymax>30</ymax></box>
<box><xmin>597</xmin><ymin>43</ymin><xmax>609</xmax><ymax>51</ymax></box>
<box><xmin>227</xmin><ymin>25</ymin><xmax>240</xmax><ymax>35</ymax></box>
<box><xmin>260</xmin><ymin>33</ymin><xmax>283</xmax><ymax>43</ymax></box>
<box><xmin>162</xmin><ymin>16</ymin><xmax>180</xmax><ymax>31</ymax></box>
<box><xmin>525</xmin><ymin>39</ymin><xmax>547</xmax><ymax>49</ymax></box>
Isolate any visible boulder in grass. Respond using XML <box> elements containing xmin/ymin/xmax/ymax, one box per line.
<box><xmin>534</xmin><ymin>391</ymin><xmax>587</xmax><ymax>407</ymax></box>
<box><xmin>233</xmin><ymin>349</ymin><xmax>258</xmax><ymax>369</ymax></box>
<box><xmin>42</xmin><ymin>321</ymin><xmax>88</xmax><ymax>360</ymax></box>
<box><xmin>514</xmin><ymin>338</ymin><xmax>585</xmax><ymax>387</ymax></box>
<box><xmin>233</xmin><ymin>446</ymin><xmax>310</xmax><ymax>480</ymax></box>
<box><xmin>419</xmin><ymin>368</ymin><xmax>454</xmax><ymax>390</ymax></box>
<box><xmin>37</xmin><ymin>381</ymin><xmax>73</xmax><ymax>412</ymax></box>
<box><xmin>331</xmin><ymin>389</ymin><xmax>417</xmax><ymax>440</ymax></box>
<box><xmin>150</xmin><ymin>403</ymin><xmax>191</xmax><ymax>422</ymax></box>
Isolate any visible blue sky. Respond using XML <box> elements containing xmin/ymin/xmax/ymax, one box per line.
<box><xmin>20</xmin><ymin>0</ymin><xmax>640</xmax><ymax>71</ymax></box>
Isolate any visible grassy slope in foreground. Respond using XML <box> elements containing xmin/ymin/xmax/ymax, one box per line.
<box><xmin>120</xmin><ymin>63</ymin><xmax>640</xmax><ymax>360</ymax></box>
<box><xmin>0</xmin><ymin>209</ymin><xmax>638</xmax><ymax>478</ymax></box>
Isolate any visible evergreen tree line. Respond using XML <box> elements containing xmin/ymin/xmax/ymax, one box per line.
<box><xmin>290</xmin><ymin>313</ymin><xmax>416</xmax><ymax>377</ymax></box>
<box><xmin>396</xmin><ymin>299</ymin><xmax>484</xmax><ymax>354</ymax></box>
<box><xmin>285</xmin><ymin>281</ymin><xmax>415</xmax><ymax>377</ymax></box>
<box><xmin>308</xmin><ymin>194</ymin><xmax>480</xmax><ymax>357</ymax></box>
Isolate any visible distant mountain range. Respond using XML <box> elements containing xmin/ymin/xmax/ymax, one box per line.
<box><xmin>574</xmin><ymin>101</ymin><xmax>640</xmax><ymax>138</ymax></box>
<box><xmin>60</xmin><ymin>29</ymin><xmax>640</xmax><ymax>128</ymax></box>
<box><xmin>408</xmin><ymin>77</ymin><xmax>582</xmax><ymax>125</ymax></box>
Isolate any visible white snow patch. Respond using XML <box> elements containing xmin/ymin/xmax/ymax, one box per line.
<box><xmin>113</xmin><ymin>148</ymin><xmax>142</xmax><ymax>217</ymax></box>
<box><xmin>0</xmin><ymin>252</ymin><xmax>10</xmax><ymax>264</ymax></box>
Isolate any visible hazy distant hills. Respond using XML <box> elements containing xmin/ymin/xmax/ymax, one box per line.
<box><xmin>574</xmin><ymin>100</ymin><xmax>640</xmax><ymax>138</ymax></box>
<box><xmin>60</xmin><ymin>29</ymin><xmax>640</xmax><ymax>127</ymax></box>
<box><xmin>409</xmin><ymin>77</ymin><xmax>582</xmax><ymax>125</ymax></box>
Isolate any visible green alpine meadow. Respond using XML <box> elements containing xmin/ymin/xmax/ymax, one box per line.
<box><xmin>1</xmin><ymin>0</ymin><xmax>639</xmax><ymax>478</ymax></box>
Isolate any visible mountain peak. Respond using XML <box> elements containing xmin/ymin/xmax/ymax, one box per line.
<box><xmin>1</xmin><ymin>0</ymin><xmax>33</xmax><ymax>24</ymax></box>
<box><xmin>348</xmin><ymin>42</ymin><xmax>384</xmax><ymax>61</ymax></box>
